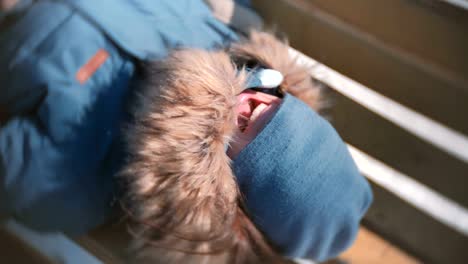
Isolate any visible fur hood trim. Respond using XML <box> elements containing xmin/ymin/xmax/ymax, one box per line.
<box><xmin>120</xmin><ymin>31</ymin><xmax>321</xmax><ymax>263</ymax></box>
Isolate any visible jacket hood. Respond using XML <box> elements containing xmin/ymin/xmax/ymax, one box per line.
<box><xmin>120</xmin><ymin>31</ymin><xmax>372</xmax><ymax>263</ymax></box>
<box><xmin>121</xmin><ymin>47</ymin><xmax>283</xmax><ymax>263</ymax></box>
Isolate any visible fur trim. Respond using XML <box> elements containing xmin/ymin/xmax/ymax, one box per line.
<box><xmin>229</xmin><ymin>31</ymin><xmax>322</xmax><ymax>111</ymax></box>
<box><xmin>120</xmin><ymin>31</ymin><xmax>321</xmax><ymax>263</ymax></box>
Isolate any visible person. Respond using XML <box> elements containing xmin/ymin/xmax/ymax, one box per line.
<box><xmin>0</xmin><ymin>0</ymin><xmax>372</xmax><ymax>262</ymax></box>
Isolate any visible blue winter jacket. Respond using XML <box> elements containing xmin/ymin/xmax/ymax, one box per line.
<box><xmin>0</xmin><ymin>0</ymin><xmax>372</xmax><ymax>261</ymax></box>
<box><xmin>0</xmin><ymin>0</ymin><xmax>237</xmax><ymax>234</ymax></box>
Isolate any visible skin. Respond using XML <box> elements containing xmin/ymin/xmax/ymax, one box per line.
<box><xmin>228</xmin><ymin>90</ymin><xmax>282</xmax><ymax>159</ymax></box>
<box><xmin>204</xmin><ymin>0</ymin><xmax>263</xmax><ymax>34</ymax></box>
<box><xmin>0</xmin><ymin>0</ymin><xmax>18</xmax><ymax>11</ymax></box>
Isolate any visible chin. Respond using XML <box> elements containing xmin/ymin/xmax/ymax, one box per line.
<box><xmin>119</xmin><ymin>31</ymin><xmax>322</xmax><ymax>264</ymax></box>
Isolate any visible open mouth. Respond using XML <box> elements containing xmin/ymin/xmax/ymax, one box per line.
<box><xmin>235</xmin><ymin>90</ymin><xmax>282</xmax><ymax>133</ymax></box>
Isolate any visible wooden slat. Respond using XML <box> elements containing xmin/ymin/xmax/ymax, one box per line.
<box><xmin>365</xmin><ymin>182</ymin><xmax>468</xmax><ymax>264</ymax></box>
<box><xmin>325</xmin><ymin>87</ymin><xmax>468</xmax><ymax>208</ymax></box>
<box><xmin>78</xmin><ymin>226</ymin><xmax>424</xmax><ymax>264</ymax></box>
<box><xmin>339</xmin><ymin>228</ymin><xmax>421</xmax><ymax>264</ymax></box>
<box><xmin>0</xmin><ymin>227</ymin><xmax>52</xmax><ymax>264</ymax></box>
<box><xmin>303</xmin><ymin>0</ymin><xmax>468</xmax><ymax>82</ymax></box>
<box><xmin>433</xmin><ymin>0</ymin><xmax>468</xmax><ymax>12</ymax></box>
<box><xmin>324</xmin><ymin>82</ymin><xmax>468</xmax><ymax>263</ymax></box>
<box><xmin>74</xmin><ymin>222</ymin><xmax>129</xmax><ymax>264</ymax></box>
<box><xmin>252</xmin><ymin>0</ymin><xmax>468</xmax><ymax>136</ymax></box>
<box><xmin>326</xmin><ymin>84</ymin><xmax>468</xmax><ymax>262</ymax></box>
<box><xmin>291</xmin><ymin>48</ymin><xmax>468</xmax><ymax>209</ymax></box>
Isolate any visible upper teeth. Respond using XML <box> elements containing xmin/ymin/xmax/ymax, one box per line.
<box><xmin>250</xmin><ymin>103</ymin><xmax>268</xmax><ymax>123</ymax></box>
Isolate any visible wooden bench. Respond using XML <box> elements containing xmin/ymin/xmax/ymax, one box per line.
<box><xmin>252</xmin><ymin>0</ymin><xmax>468</xmax><ymax>263</ymax></box>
